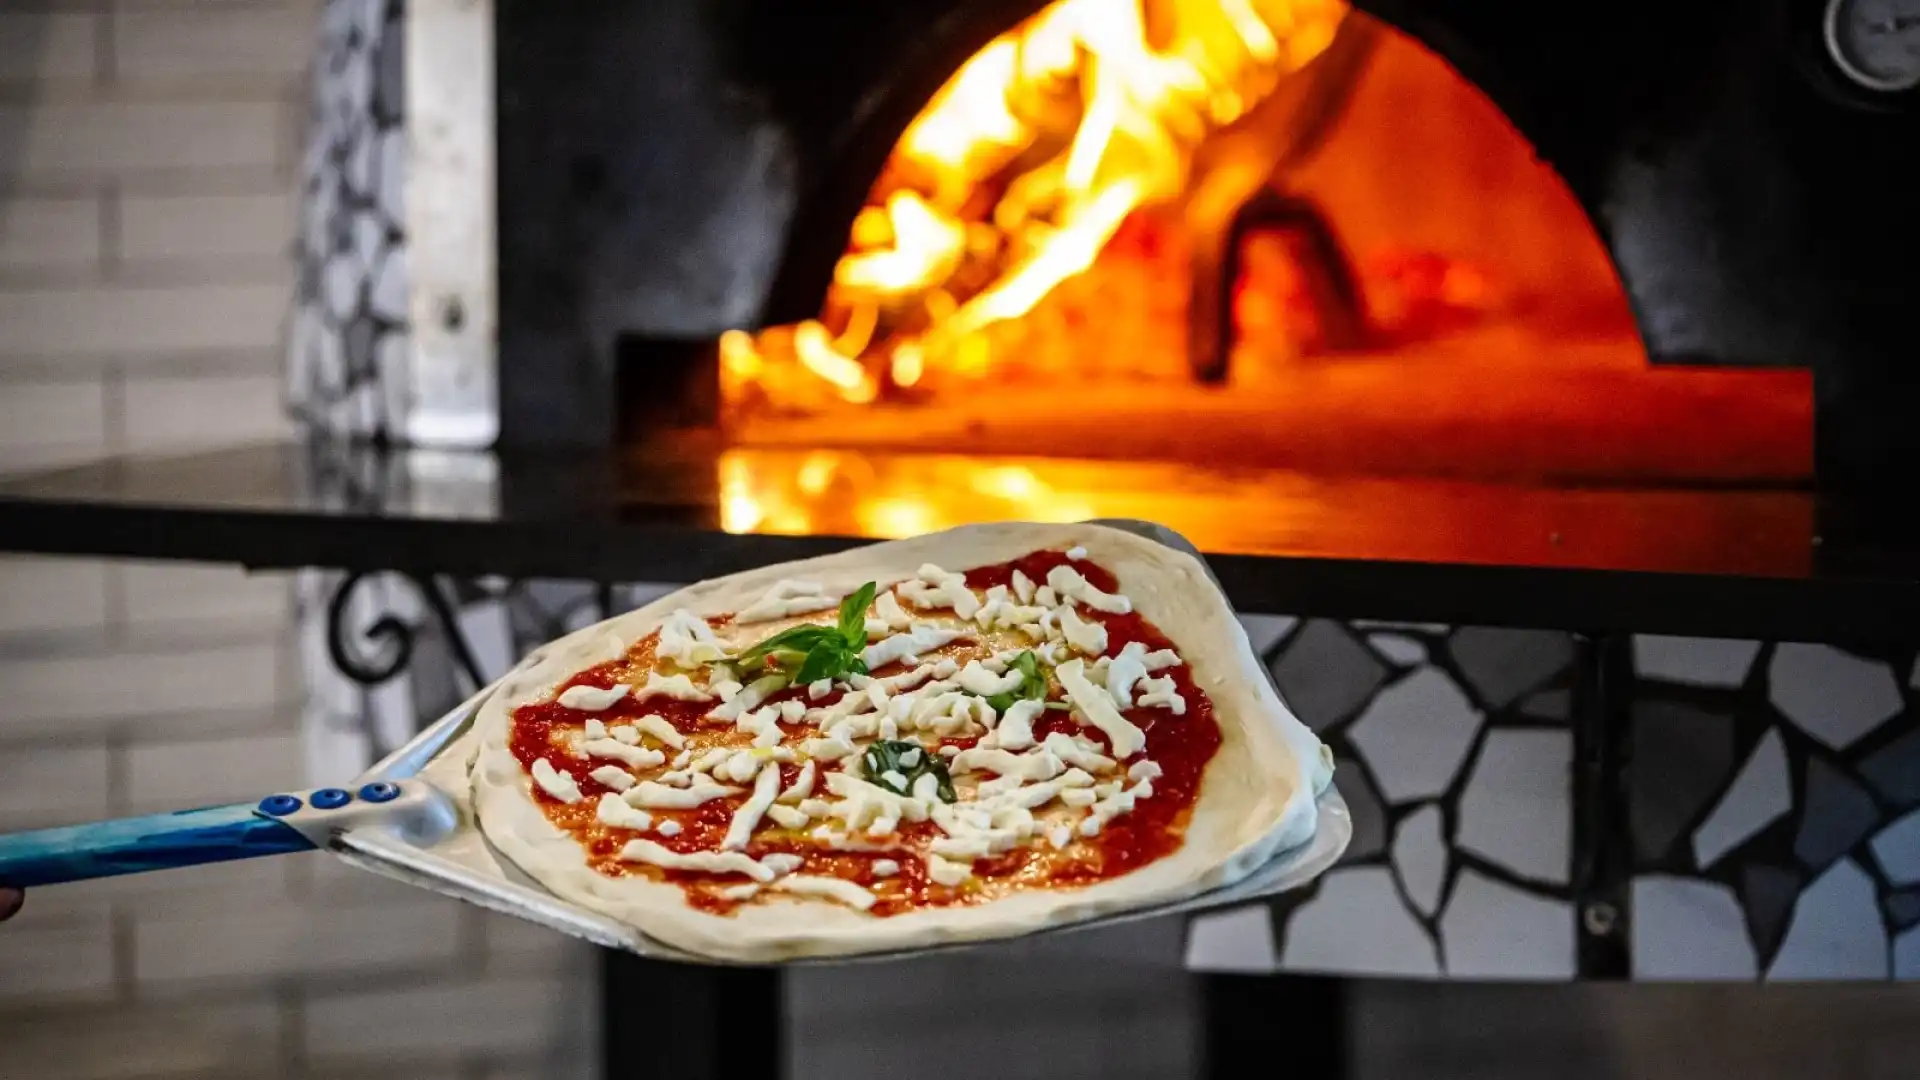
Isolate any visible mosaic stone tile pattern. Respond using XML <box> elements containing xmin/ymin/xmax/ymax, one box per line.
<box><xmin>286</xmin><ymin>0</ymin><xmax>411</xmax><ymax>440</ymax></box>
<box><xmin>1187</xmin><ymin>618</ymin><xmax>1582</xmax><ymax>980</ymax></box>
<box><xmin>1627</xmin><ymin>636</ymin><xmax>1920</xmax><ymax>981</ymax></box>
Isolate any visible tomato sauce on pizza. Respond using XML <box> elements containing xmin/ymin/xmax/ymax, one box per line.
<box><xmin>506</xmin><ymin>548</ymin><xmax>1222</xmax><ymax>917</ymax></box>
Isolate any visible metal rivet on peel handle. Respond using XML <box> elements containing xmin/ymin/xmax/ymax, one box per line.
<box><xmin>310</xmin><ymin>788</ymin><xmax>353</xmax><ymax>810</ymax></box>
<box><xmin>358</xmin><ymin>782</ymin><xmax>401</xmax><ymax>804</ymax></box>
<box><xmin>258</xmin><ymin>794</ymin><xmax>303</xmax><ymax>816</ymax></box>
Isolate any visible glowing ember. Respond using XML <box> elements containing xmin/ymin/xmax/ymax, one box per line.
<box><xmin>723</xmin><ymin>0</ymin><xmax>1349</xmax><ymax>412</ymax></box>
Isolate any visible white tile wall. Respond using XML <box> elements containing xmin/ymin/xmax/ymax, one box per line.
<box><xmin>0</xmin><ymin>740</ymin><xmax>112</xmax><ymax>830</ymax></box>
<box><xmin>303</xmin><ymin>976</ymin><xmax>592</xmax><ymax>1058</ymax></box>
<box><xmin>115</xmin><ymin>6</ymin><xmax>322</xmax><ymax>85</ymax></box>
<box><xmin>133</xmin><ymin>895</ymin><xmax>463</xmax><ymax>985</ymax></box>
<box><xmin>123</xmin><ymin>372</ymin><xmax>296</xmax><ymax>453</ymax></box>
<box><xmin>0</xmin><ymin>642</ymin><xmax>287</xmax><ymax>734</ymax></box>
<box><xmin>119</xmin><ymin>192</ymin><xmax>293</xmax><ymax>263</ymax></box>
<box><xmin>118</xmin><ymin>559</ymin><xmax>292</xmax><ymax>632</ymax></box>
<box><xmin>0</xmin><ymin>1000</ymin><xmax>284</xmax><ymax>1080</ymax></box>
<box><xmin>0</xmin><ymin>283</ymin><xmax>289</xmax><ymax>363</ymax></box>
<box><xmin>0</xmin><ymin>14</ymin><xmax>99</xmax><ymax>86</ymax></box>
<box><xmin>0</xmin><ymin>198</ymin><xmax>102</xmax><ymax>272</ymax></box>
<box><xmin>122</xmin><ymin>731</ymin><xmax>303</xmax><ymax>813</ymax></box>
<box><xmin>0</xmin><ymin>556</ymin><xmax>110</xmax><ymax>637</ymax></box>
<box><xmin>0</xmin><ymin>383</ymin><xmax>109</xmax><ymax>475</ymax></box>
<box><xmin>0</xmin><ymin>8</ymin><xmax>599</xmax><ymax>1078</ymax></box>
<box><xmin>0</xmin><ymin>903</ymin><xmax>118</xmax><ymax>1004</ymax></box>
<box><xmin>0</xmin><ymin>101</ymin><xmax>283</xmax><ymax>177</ymax></box>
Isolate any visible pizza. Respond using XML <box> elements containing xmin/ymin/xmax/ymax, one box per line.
<box><xmin>471</xmin><ymin>522</ymin><xmax>1333</xmax><ymax>961</ymax></box>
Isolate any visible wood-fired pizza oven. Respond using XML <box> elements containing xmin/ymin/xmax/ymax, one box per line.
<box><xmin>492</xmin><ymin>0</ymin><xmax>1920</xmax><ymax>519</ymax></box>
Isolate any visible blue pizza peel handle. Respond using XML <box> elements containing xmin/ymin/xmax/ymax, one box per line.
<box><xmin>0</xmin><ymin>781</ymin><xmax>453</xmax><ymax>888</ymax></box>
<box><xmin>0</xmin><ymin>803</ymin><xmax>313</xmax><ymax>887</ymax></box>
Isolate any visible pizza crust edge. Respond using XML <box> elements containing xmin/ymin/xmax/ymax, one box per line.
<box><xmin>469</xmin><ymin>521</ymin><xmax>1332</xmax><ymax>962</ymax></box>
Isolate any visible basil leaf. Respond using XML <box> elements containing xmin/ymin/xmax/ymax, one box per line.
<box><xmin>1010</xmin><ymin>650</ymin><xmax>1042</xmax><ymax>685</ymax></box>
<box><xmin>791</xmin><ymin>641</ymin><xmax>850</xmax><ymax>686</ymax></box>
<box><xmin>735</xmin><ymin>624</ymin><xmax>837</xmax><ymax>666</ymax></box>
<box><xmin>982</xmin><ymin>651</ymin><xmax>1050</xmax><ymax>714</ymax></box>
<box><xmin>926</xmin><ymin>759</ymin><xmax>957</xmax><ymax>803</ymax></box>
<box><xmin>861</xmin><ymin>741</ymin><xmax>911</xmax><ymax>795</ymax></box>
<box><xmin>837</xmin><ymin>581</ymin><xmax>878</xmax><ymax>648</ymax></box>
<box><xmin>861</xmin><ymin>739</ymin><xmax>956</xmax><ymax>803</ymax></box>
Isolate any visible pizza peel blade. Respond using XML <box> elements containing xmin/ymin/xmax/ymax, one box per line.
<box><xmin>323</xmin><ymin>518</ymin><xmax>1350</xmax><ymax>964</ymax></box>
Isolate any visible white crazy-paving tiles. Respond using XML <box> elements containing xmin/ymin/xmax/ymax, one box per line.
<box><xmin>1632</xmin><ymin>635</ymin><xmax>1761</xmax><ymax>688</ymax></box>
<box><xmin>1631</xmin><ymin>876</ymin><xmax>1758</xmax><ymax>979</ymax></box>
<box><xmin>1690</xmin><ymin>727</ymin><xmax>1791</xmax><ymax>869</ymax></box>
<box><xmin>1236</xmin><ymin>613</ymin><xmax>1299</xmax><ymax>657</ymax></box>
<box><xmin>1897</xmin><ymin>926</ymin><xmax>1920</xmax><ymax>979</ymax></box>
<box><xmin>1768</xmin><ymin>645</ymin><xmax>1903</xmax><ymax>752</ymax></box>
<box><xmin>1869</xmin><ymin>808</ymin><xmax>1920</xmax><ymax>888</ymax></box>
<box><xmin>1280</xmin><ymin>867</ymin><xmax>1440</xmax><ymax>977</ymax></box>
<box><xmin>1438</xmin><ymin>868</ymin><xmax>1574</xmax><ymax>979</ymax></box>
<box><xmin>1346</xmin><ymin>668</ymin><xmax>1484</xmax><ymax>804</ymax></box>
<box><xmin>1456</xmin><ymin>728</ymin><xmax>1571</xmax><ymax>884</ymax></box>
<box><xmin>1391</xmin><ymin>804</ymin><xmax>1448</xmax><ymax>918</ymax></box>
<box><xmin>1366</xmin><ymin>632</ymin><xmax>1428</xmax><ymax>667</ymax></box>
<box><xmin>1184</xmin><ymin>905</ymin><xmax>1279</xmax><ymax>973</ymax></box>
<box><xmin>1767</xmin><ymin>858</ymin><xmax>1888</xmax><ymax>980</ymax></box>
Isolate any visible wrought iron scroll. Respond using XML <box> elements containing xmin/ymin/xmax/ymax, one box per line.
<box><xmin>325</xmin><ymin>570</ymin><xmax>487</xmax><ymax>690</ymax></box>
<box><xmin>325</xmin><ymin>573</ymin><xmax>626</xmax><ymax>694</ymax></box>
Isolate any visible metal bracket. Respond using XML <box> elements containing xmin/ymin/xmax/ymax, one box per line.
<box><xmin>255</xmin><ymin>779</ymin><xmax>461</xmax><ymax>849</ymax></box>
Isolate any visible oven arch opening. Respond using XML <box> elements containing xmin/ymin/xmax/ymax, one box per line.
<box><xmin>718</xmin><ymin>0</ymin><xmax>1809</xmax><ymax>487</ymax></box>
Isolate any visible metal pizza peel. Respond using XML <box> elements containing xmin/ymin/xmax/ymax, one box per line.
<box><xmin>0</xmin><ymin>519</ymin><xmax>1349</xmax><ymax>965</ymax></box>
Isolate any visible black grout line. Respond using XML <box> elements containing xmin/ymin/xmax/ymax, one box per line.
<box><xmin>99</xmin><ymin>360</ymin><xmax>126</xmax><ymax>457</ymax></box>
<box><xmin>104</xmin><ymin>726</ymin><xmax>128</xmax><ymax>816</ymax></box>
<box><xmin>110</xmin><ymin>904</ymin><xmax>137</xmax><ymax>1003</ymax></box>
<box><xmin>93</xmin><ymin>4</ymin><xmax>114</xmax><ymax>89</ymax></box>
<box><xmin>456</xmin><ymin>903</ymin><xmax>491</xmax><ymax>975</ymax></box>
<box><xmin>277</xmin><ymin>983</ymin><xmax>307</xmax><ymax>1077</ymax></box>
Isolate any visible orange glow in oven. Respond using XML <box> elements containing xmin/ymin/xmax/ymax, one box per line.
<box><xmin>708</xmin><ymin>0</ymin><xmax>1810</xmax><ymax>514</ymax></box>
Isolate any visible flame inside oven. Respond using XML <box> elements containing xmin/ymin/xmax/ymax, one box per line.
<box><xmin>723</xmin><ymin>0</ymin><xmax>1349</xmax><ymax>414</ymax></box>
<box><xmin>705</xmin><ymin>0</ymin><xmax>1809</xmax><ymax>521</ymax></box>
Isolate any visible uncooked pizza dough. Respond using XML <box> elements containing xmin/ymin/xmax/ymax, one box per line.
<box><xmin>470</xmin><ymin>521</ymin><xmax>1332</xmax><ymax>961</ymax></box>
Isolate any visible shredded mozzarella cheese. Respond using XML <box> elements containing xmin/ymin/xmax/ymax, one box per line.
<box><xmin>1056</xmin><ymin>659</ymin><xmax>1146</xmax><ymax>759</ymax></box>
<box><xmin>579</xmin><ymin>738</ymin><xmax>666</xmax><ymax>770</ymax></box>
<box><xmin>722</xmin><ymin>761</ymin><xmax>783</xmax><ymax>850</ymax></box>
<box><xmin>558</xmin><ymin>684</ymin><xmax>630</xmax><ymax>711</ymax></box>
<box><xmin>589</xmin><ymin>765</ymin><xmax>636</xmax><ymax>792</ymax></box>
<box><xmin>658</xmin><ymin>609</ymin><xmax>727</xmax><ymax>667</ymax></box>
<box><xmin>708</xmin><ymin>673</ymin><xmax>787</xmax><ymax>721</ymax></box>
<box><xmin>620</xmin><ymin>839</ymin><xmax>773</xmax><ymax>880</ymax></box>
<box><xmin>624</xmin><ymin>779</ymin><xmax>741</xmax><ymax>809</ymax></box>
<box><xmin>530</xmin><ymin>758</ymin><xmax>582</xmax><ymax>803</ymax></box>
<box><xmin>772</xmin><ymin>874</ymin><xmax>878</xmax><ymax>910</ymax></box>
<box><xmin>735</xmin><ymin>579</ymin><xmax>839</xmax><ymax>624</ymax></box>
<box><xmin>765</xmin><ymin>804</ymin><xmax>810</xmax><ymax>829</ymax></box>
<box><xmin>861</xmin><ymin>623</ymin><xmax>966</xmax><ymax>670</ymax></box>
<box><xmin>1056</xmin><ymin>604</ymin><xmax>1109</xmax><ymax>655</ymax></box>
<box><xmin>635</xmin><ymin>671</ymin><xmax>712</xmax><ymax>703</ymax></box>
<box><xmin>596</xmin><ymin>792</ymin><xmax>653</xmax><ymax>829</ymax></box>
<box><xmin>630</xmin><ymin>714</ymin><xmax>686</xmax><ymax>749</ymax></box>
<box><xmin>1046</xmin><ymin>564</ymin><xmax>1131</xmax><ymax>614</ymax></box>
